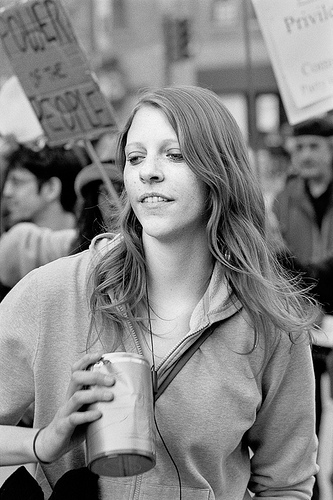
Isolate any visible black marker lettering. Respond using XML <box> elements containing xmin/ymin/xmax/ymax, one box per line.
<box><xmin>29</xmin><ymin>96</ymin><xmax>43</xmax><ymax>122</ymax></box>
<box><xmin>0</xmin><ymin>17</ymin><xmax>10</xmax><ymax>57</ymax></box>
<box><xmin>44</xmin><ymin>0</ymin><xmax>75</xmax><ymax>45</ymax></box>
<box><xmin>84</xmin><ymin>88</ymin><xmax>115</xmax><ymax>128</ymax></box>
<box><xmin>30</xmin><ymin>96</ymin><xmax>64</xmax><ymax>133</ymax></box>
<box><xmin>29</xmin><ymin>68</ymin><xmax>43</xmax><ymax>88</ymax></box>
<box><xmin>38</xmin><ymin>97</ymin><xmax>65</xmax><ymax>132</ymax></box>
<box><xmin>23</xmin><ymin>3</ymin><xmax>46</xmax><ymax>51</ymax></box>
<box><xmin>31</xmin><ymin>1</ymin><xmax>57</xmax><ymax>44</ymax></box>
<box><xmin>7</xmin><ymin>13</ymin><xmax>27</xmax><ymax>52</ymax></box>
<box><xmin>77</xmin><ymin>89</ymin><xmax>102</xmax><ymax>128</ymax></box>
<box><xmin>63</xmin><ymin>90</ymin><xmax>86</xmax><ymax>131</ymax></box>
<box><xmin>54</xmin><ymin>94</ymin><xmax>77</xmax><ymax>131</ymax></box>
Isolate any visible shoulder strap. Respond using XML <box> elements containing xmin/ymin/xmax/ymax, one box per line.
<box><xmin>154</xmin><ymin>323</ymin><xmax>218</xmax><ymax>402</ymax></box>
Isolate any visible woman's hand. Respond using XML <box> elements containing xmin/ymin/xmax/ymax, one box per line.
<box><xmin>33</xmin><ymin>352</ymin><xmax>115</xmax><ymax>463</ymax></box>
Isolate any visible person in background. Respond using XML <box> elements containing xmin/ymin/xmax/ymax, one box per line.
<box><xmin>0</xmin><ymin>150</ymin><xmax>123</xmax><ymax>445</ymax></box>
<box><xmin>0</xmin><ymin>136</ymin><xmax>17</xmax><ymax>301</ymax></box>
<box><xmin>0</xmin><ymin>86</ymin><xmax>319</xmax><ymax>499</ymax></box>
<box><xmin>273</xmin><ymin>117</ymin><xmax>333</xmax><ymax>271</ymax></box>
<box><xmin>0</xmin><ymin>159</ymin><xmax>123</xmax><ymax>291</ymax></box>
<box><xmin>0</xmin><ymin>135</ymin><xmax>17</xmax><ymax>235</ymax></box>
<box><xmin>69</xmin><ymin>161</ymin><xmax>123</xmax><ymax>254</ymax></box>
<box><xmin>272</xmin><ymin>116</ymin><xmax>333</xmax><ymax>500</ymax></box>
<box><xmin>2</xmin><ymin>142</ymin><xmax>87</xmax><ymax>231</ymax></box>
<box><xmin>0</xmin><ymin>141</ymin><xmax>88</xmax><ymax>301</ymax></box>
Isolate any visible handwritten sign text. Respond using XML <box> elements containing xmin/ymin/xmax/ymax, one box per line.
<box><xmin>0</xmin><ymin>0</ymin><xmax>118</xmax><ymax>145</ymax></box>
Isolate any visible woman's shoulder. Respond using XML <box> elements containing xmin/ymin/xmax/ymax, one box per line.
<box><xmin>25</xmin><ymin>232</ymin><xmax>121</xmax><ymax>292</ymax></box>
<box><xmin>89</xmin><ymin>232</ymin><xmax>122</xmax><ymax>256</ymax></box>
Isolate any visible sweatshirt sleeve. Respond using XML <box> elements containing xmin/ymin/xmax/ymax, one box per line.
<box><xmin>0</xmin><ymin>223</ymin><xmax>75</xmax><ymax>287</ymax></box>
<box><xmin>0</xmin><ymin>271</ymin><xmax>40</xmax><ymax>424</ymax></box>
<box><xmin>247</xmin><ymin>333</ymin><xmax>318</xmax><ymax>499</ymax></box>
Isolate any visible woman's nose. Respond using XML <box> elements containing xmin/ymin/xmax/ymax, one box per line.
<box><xmin>139</xmin><ymin>156</ymin><xmax>164</xmax><ymax>183</ymax></box>
<box><xmin>2</xmin><ymin>180</ymin><xmax>13</xmax><ymax>197</ymax></box>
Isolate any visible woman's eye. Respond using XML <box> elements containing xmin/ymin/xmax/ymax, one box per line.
<box><xmin>167</xmin><ymin>152</ymin><xmax>184</xmax><ymax>162</ymax></box>
<box><xmin>127</xmin><ymin>154</ymin><xmax>143</xmax><ymax>165</ymax></box>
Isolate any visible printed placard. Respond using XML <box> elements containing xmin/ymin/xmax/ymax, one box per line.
<box><xmin>0</xmin><ymin>0</ymin><xmax>118</xmax><ymax>145</ymax></box>
<box><xmin>252</xmin><ymin>0</ymin><xmax>333</xmax><ymax>124</ymax></box>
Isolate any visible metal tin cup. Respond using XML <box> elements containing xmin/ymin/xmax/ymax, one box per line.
<box><xmin>86</xmin><ymin>352</ymin><xmax>156</xmax><ymax>477</ymax></box>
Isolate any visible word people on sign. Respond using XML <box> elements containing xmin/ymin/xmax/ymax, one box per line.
<box><xmin>30</xmin><ymin>81</ymin><xmax>115</xmax><ymax>141</ymax></box>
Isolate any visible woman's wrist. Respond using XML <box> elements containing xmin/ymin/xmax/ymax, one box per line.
<box><xmin>32</xmin><ymin>427</ymin><xmax>52</xmax><ymax>464</ymax></box>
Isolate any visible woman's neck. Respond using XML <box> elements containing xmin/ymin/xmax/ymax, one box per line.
<box><xmin>145</xmin><ymin>235</ymin><xmax>212</xmax><ymax>289</ymax></box>
<box><xmin>138</xmin><ymin>236</ymin><xmax>214</xmax><ymax>360</ymax></box>
<box><xmin>143</xmin><ymin>235</ymin><xmax>214</xmax><ymax>322</ymax></box>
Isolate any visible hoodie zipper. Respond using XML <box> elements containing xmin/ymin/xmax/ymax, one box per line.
<box><xmin>129</xmin><ymin>322</ymin><xmax>211</xmax><ymax>500</ymax></box>
<box><xmin>133</xmin><ymin>474</ymin><xmax>143</xmax><ymax>500</ymax></box>
<box><xmin>122</xmin><ymin>321</ymin><xmax>144</xmax><ymax>500</ymax></box>
<box><xmin>127</xmin><ymin>319</ymin><xmax>144</xmax><ymax>356</ymax></box>
<box><xmin>129</xmin><ymin>323</ymin><xmax>208</xmax><ymax>500</ymax></box>
<box><xmin>155</xmin><ymin>325</ymin><xmax>209</xmax><ymax>371</ymax></box>
<box><xmin>129</xmin><ymin>317</ymin><xmax>209</xmax><ymax>371</ymax></box>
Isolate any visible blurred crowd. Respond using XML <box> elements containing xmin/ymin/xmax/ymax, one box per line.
<box><xmin>0</xmin><ymin>131</ymin><xmax>124</xmax><ymax>302</ymax></box>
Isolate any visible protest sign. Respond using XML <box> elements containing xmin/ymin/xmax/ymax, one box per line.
<box><xmin>0</xmin><ymin>0</ymin><xmax>118</xmax><ymax>145</ymax></box>
<box><xmin>252</xmin><ymin>0</ymin><xmax>333</xmax><ymax>124</ymax></box>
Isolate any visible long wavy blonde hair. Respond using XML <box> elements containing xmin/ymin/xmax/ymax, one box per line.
<box><xmin>88</xmin><ymin>85</ymin><xmax>319</xmax><ymax>350</ymax></box>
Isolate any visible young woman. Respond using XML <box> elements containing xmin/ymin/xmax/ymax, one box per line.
<box><xmin>0</xmin><ymin>86</ymin><xmax>319</xmax><ymax>499</ymax></box>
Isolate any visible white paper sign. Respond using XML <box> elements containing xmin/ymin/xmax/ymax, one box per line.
<box><xmin>0</xmin><ymin>0</ymin><xmax>118</xmax><ymax>145</ymax></box>
<box><xmin>252</xmin><ymin>0</ymin><xmax>333</xmax><ymax>124</ymax></box>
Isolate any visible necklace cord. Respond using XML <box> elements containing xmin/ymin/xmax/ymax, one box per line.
<box><xmin>145</xmin><ymin>283</ymin><xmax>182</xmax><ymax>500</ymax></box>
<box><xmin>146</xmin><ymin>297</ymin><xmax>158</xmax><ymax>395</ymax></box>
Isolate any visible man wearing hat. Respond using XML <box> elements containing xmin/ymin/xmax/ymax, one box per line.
<box><xmin>273</xmin><ymin>116</ymin><xmax>333</xmax><ymax>266</ymax></box>
<box><xmin>273</xmin><ymin>116</ymin><xmax>333</xmax><ymax>500</ymax></box>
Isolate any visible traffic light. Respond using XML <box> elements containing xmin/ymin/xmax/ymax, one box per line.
<box><xmin>175</xmin><ymin>18</ymin><xmax>191</xmax><ymax>60</ymax></box>
<box><xmin>164</xmin><ymin>17</ymin><xmax>191</xmax><ymax>63</ymax></box>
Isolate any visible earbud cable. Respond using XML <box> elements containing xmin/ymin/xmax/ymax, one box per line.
<box><xmin>146</xmin><ymin>285</ymin><xmax>182</xmax><ymax>500</ymax></box>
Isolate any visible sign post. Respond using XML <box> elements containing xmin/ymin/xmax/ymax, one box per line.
<box><xmin>84</xmin><ymin>139</ymin><xmax>122</xmax><ymax>212</ymax></box>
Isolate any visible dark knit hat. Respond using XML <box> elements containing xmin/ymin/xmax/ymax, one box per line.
<box><xmin>292</xmin><ymin>117</ymin><xmax>333</xmax><ymax>138</ymax></box>
<box><xmin>74</xmin><ymin>162</ymin><xmax>123</xmax><ymax>197</ymax></box>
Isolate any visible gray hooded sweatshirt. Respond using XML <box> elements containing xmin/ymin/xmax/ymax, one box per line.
<box><xmin>0</xmin><ymin>234</ymin><xmax>318</xmax><ymax>499</ymax></box>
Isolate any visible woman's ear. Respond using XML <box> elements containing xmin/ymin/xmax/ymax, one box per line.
<box><xmin>40</xmin><ymin>176</ymin><xmax>62</xmax><ymax>202</ymax></box>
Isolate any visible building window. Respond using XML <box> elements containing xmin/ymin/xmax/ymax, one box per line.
<box><xmin>218</xmin><ymin>93</ymin><xmax>248</xmax><ymax>140</ymax></box>
<box><xmin>256</xmin><ymin>94</ymin><xmax>280</xmax><ymax>134</ymax></box>
<box><xmin>211</xmin><ymin>0</ymin><xmax>241</xmax><ymax>27</ymax></box>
